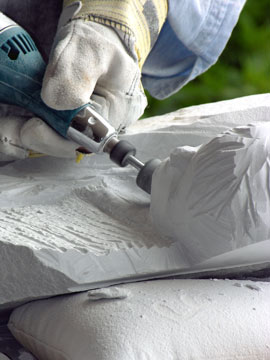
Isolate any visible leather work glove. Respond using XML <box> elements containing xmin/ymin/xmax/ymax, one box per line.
<box><xmin>0</xmin><ymin>0</ymin><xmax>167</xmax><ymax>161</ymax></box>
<box><xmin>41</xmin><ymin>0</ymin><xmax>167</xmax><ymax>130</ymax></box>
<box><xmin>0</xmin><ymin>116</ymin><xmax>79</xmax><ymax>161</ymax></box>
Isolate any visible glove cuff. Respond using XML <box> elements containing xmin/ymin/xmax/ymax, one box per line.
<box><xmin>63</xmin><ymin>0</ymin><xmax>168</xmax><ymax>68</ymax></box>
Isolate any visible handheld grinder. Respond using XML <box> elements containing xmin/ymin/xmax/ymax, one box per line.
<box><xmin>0</xmin><ymin>12</ymin><xmax>161</xmax><ymax>194</ymax></box>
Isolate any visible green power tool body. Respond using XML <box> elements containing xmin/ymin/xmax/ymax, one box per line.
<box><xmin>0</xmin><ymin>12</ymin><xmax>160</xmax><ymax>194</ymax></box>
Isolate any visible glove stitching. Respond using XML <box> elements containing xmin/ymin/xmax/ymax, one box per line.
<box><xmin>69</xmin><ymin>15</ymin><xmax>137</xmax><ymax>61</ymax></box>
<box><xmin>71</xmin><ymin>14</ymin><xmax>134</xmax><ymax>38</ymax></box>
<box><xmin>127</xmin><ymin>70</ymin><xmax>141</xmax><ymax>97</ymax></box>
<box><xmin>94</xmin><ymin>84</ymin><xmax>138</xmax><ymax>99</ymax></box>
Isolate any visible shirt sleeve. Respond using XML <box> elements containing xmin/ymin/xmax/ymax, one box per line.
<box><xmin>142</xmin><ymin>0</ymin><xmax>246</xmax><ymax>99</ymax></box>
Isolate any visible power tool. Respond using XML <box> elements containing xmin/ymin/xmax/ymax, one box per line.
<box><xmin>0</xmin><ymin>12</ymin><xmax>161</xmax><ymax>194</ymax></box>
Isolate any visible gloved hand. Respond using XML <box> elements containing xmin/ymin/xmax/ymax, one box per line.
<box><xmin>0</xmin><ymin>116</ymin><xmax>79</xmax><ymax>161</ymax></box>
<box><xmin>41</xmin><ymin>3</ymin><xmax>148</xmax><ymax>131</ymax></box>
<box><xmin>0</xmin><ymin>0</ymin><xmax>167</xmax><ymax>161</ymax></box>
<box><xmin>41</xmin><ymin>0</ymin><xmax>167</xmax><ymax>132</ymax></box>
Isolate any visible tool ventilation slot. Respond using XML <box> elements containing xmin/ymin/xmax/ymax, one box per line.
<box><xmin>1</xmin><ymin>33</ymin><xmax>37</xmax><ymax>60</ymax></box>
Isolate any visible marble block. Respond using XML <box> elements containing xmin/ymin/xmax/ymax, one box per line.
<box><xmin>0</xmin><ymin>94</ymin><xmax>270</xmax><ymax>309</ymax></box>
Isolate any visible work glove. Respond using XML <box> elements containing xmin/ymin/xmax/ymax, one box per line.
<box><xmin>0</xmin><ymin>116</ymin><xmax>79</xmax><ymax>161</ymax></box>
<box><xmin>41</xmin><ymin>0</ymin><xmax>167</xmax><ymax>129</ymax></box>
<box><xmin>0</xmin><ymin>0</ymin><xmax>167</xmax><ymax>161</ymax></box>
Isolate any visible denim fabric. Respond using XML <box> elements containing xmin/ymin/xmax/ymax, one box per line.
<box><xmin>142</xmin><ymin>0</ymin><xmax>246</xmax><ymax>99</ymax></box>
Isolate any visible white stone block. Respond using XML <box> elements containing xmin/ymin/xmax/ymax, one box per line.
<box><xmin>0</xmin><ymin>94</ymin><xmax>270</xmax><ymax>309</ymax></box>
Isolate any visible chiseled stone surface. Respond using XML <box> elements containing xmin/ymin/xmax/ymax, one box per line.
<box><xmin>0</xmin><ymin>94</ymin><xmax>270</xmax><ymax>310</ymax></box>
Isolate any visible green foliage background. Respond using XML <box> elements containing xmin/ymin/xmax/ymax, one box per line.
<box><xmin>143</xmin><ymin>0</ymin><xmax>270</xmax><ymax>118</ymax></box>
